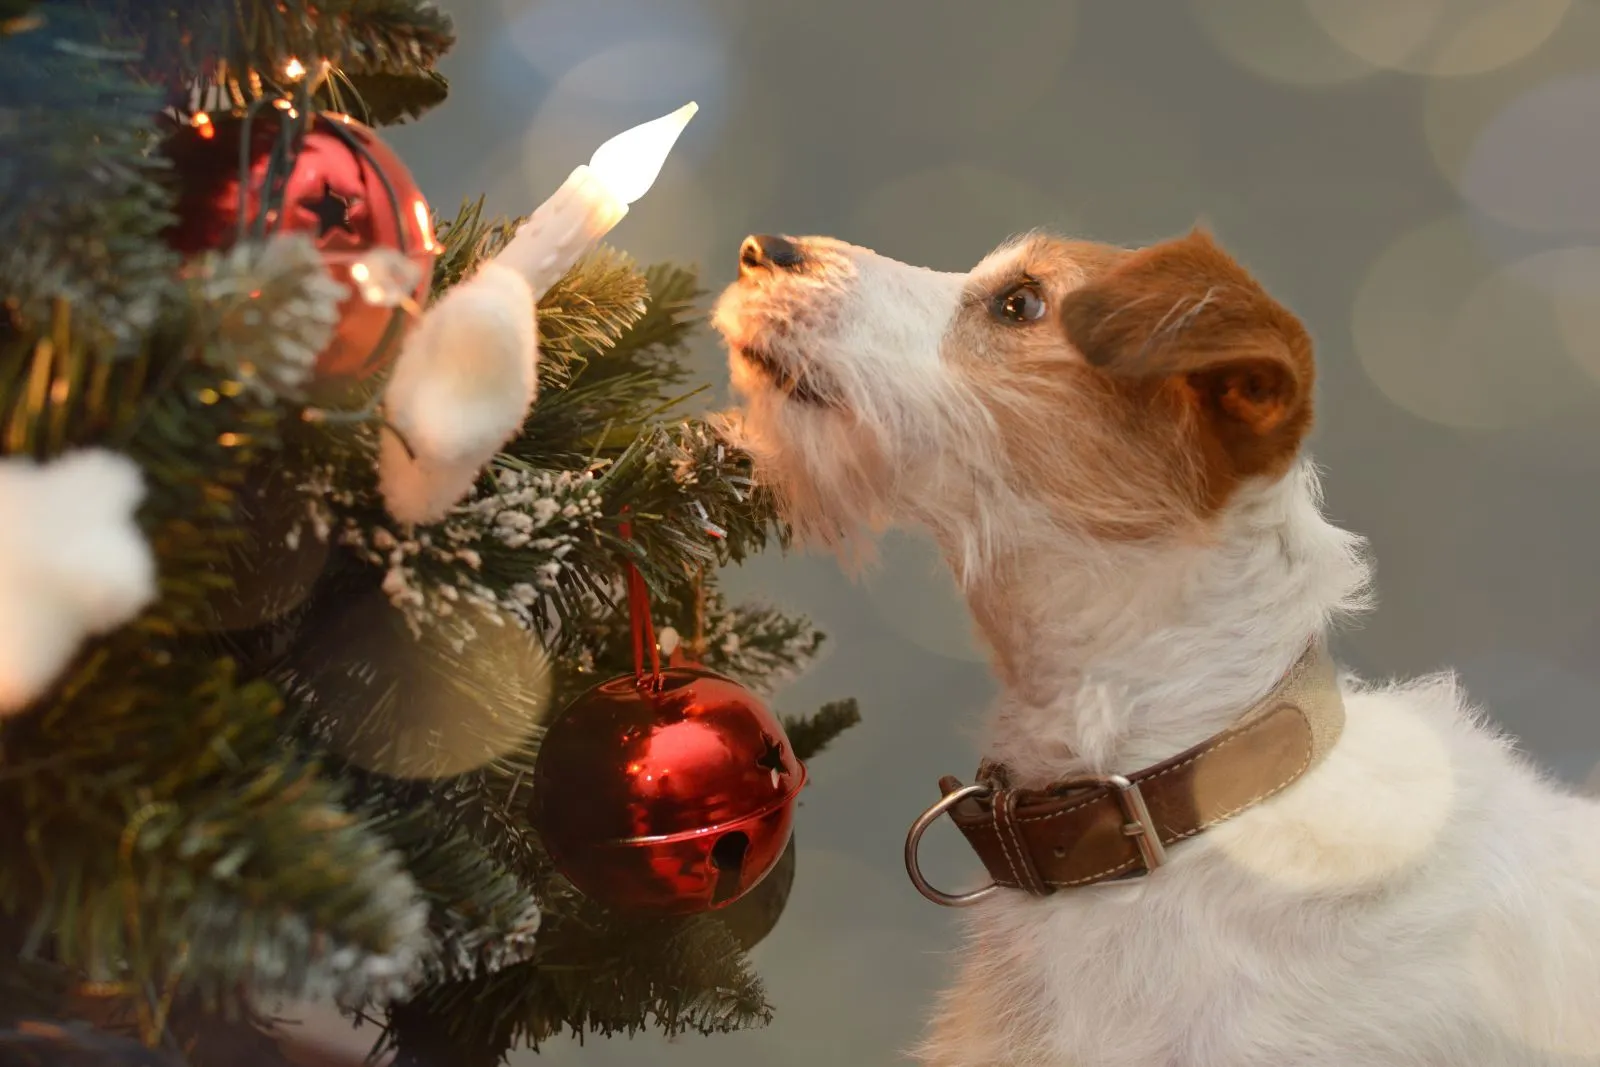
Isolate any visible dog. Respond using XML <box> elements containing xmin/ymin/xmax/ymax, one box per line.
<box><xmin>711</xmin><ymin>229</ymin><xmax>1600</xmax><ymax>1066</ymax></box>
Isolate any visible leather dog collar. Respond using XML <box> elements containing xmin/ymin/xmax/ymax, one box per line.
<box><xmin>905</xmin><ymin>643</ymin><xmax>1344</xmax><ymax>906</ymax></box>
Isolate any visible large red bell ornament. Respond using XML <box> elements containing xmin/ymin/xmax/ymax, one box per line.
<box><xmin>531</xmin><ymin>667</ymin><xmax>807</xmax><ymax>914</ymax></box>
<box><xmin>164</xmin><ymin>108</ymin><xmax>437</xmax><ymax>383</ymax></box>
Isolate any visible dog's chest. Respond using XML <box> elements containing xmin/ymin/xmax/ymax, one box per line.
<box><xmin>972</xmin><ymin>877</ymin><xmax>1310</xmax><ymax>1066</ymax></box>
<box><xmin>928</xmin><ymin>686</ymin><xmax>1600</xmax><ymax>1066</ymax></box>
<box><xmin>929</xmin><ymin>800</ymin><xmax>1600</xmax><ymax>1063</ymax></box>
<box><xmin>952</xmin><ymin>868</ymin><xmax>1485</xmax><ymax>1067</ymax></box>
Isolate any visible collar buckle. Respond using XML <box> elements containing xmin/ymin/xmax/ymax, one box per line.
<box><xmin>1060</xmin><ymin>773</ymin><xmax>1168</xmax><ymax>875</ymax></box>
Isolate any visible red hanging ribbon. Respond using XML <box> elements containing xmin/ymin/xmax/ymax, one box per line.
<box><xmin>617</xmin><ymin>512</ymin><xmax>661</xmax><ymax>688</ymax></box>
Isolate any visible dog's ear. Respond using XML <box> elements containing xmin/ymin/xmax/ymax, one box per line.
<box><xmin>1058</xmin><ymin>228</ymin><xmax>1313</xmax><ymax>481</ymax></box>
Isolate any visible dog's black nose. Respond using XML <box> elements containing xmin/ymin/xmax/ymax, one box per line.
<box><xmin>740</xmin><ymin>234</ymin><xmax>804</xmax><ymax>275</ymax></box>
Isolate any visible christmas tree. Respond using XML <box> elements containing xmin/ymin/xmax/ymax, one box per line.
<box><xmin>0</xmin><ymin>2</ymin><xmax>858</xmax><ymax>1065</ymax></box>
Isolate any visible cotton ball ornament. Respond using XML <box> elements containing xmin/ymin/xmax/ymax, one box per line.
<box><xmin>379</xmin><ymin>262</ymin><xmax>539</xmax><ymax>524</ymax></box>
<box><xmin>0</xmin><ymin>450</ymin><xmax>157</xmax><ymax>715</ymax></box>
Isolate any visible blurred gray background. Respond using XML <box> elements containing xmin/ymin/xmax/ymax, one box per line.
<box><xmin>329</xmin><ymin>1</ymin><xmax>1600</xmax><ymax>1063</ymax></box>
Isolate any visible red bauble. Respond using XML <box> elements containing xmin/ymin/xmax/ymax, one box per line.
<box><xmin>164</xmin><ymin>110</ymin><xmax>437</xmax><ymax>382</ymax></box>
<box><xmin>532</xmin><ymin>667</ymin><xmax>807</xmax><ymax>914</ymax></box>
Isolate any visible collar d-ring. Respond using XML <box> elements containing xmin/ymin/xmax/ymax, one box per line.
<box><xmin>904</xmin><ymin>782</ymin><xmax>1000</xmax><ymax>907</ymax></box>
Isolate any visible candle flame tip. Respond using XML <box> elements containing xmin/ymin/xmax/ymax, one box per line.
<box><xmin>588</xmin><ymin>102</ymin><xmax>699</xmax><ymax>206</ymax></box>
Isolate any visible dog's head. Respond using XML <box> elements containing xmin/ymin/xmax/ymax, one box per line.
<box><xmin>712</xmin><ymin>229</ymin><xmax>1315</xmax><ymax>571</ymax></box>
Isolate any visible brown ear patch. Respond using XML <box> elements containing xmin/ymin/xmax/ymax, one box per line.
<box><xmin>1057</xmin><ymin>229</ymin><xmax>1314</xmax><ymax>487</ymax></box>
<box><xmin>1192</xmin><ymin>357</ymin><xmax>1297</xmax><ymax>436</ymax></box>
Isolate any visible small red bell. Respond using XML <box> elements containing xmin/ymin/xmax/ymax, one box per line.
<box><xmin>163</xmin><ymin>108</ymin><xmax>437</xmax><ymax>383</ymax></box>
<box><xmin>531</xmin><ymin>666</ymin><xmax>807</xmax><ymax>914</ymax></box>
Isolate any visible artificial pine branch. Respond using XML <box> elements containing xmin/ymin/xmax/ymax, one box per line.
<box><xmin>186</xmin><ymin>236</ymin><xmax>349</xmax><ymax>402</ymax></box>
<box><xmin>534</xmin><ymin>250</ymin><xmax>652</xmax><ymax>391</ymax></box>
<box><xmin>362</xmin><ymin>807</ymin><xmax>541</xmax><ymax>987</ymax></box>
<box><xmin>430</xmin><ymin>198</ymin><xmax>522</xmax><ymax>294</ymax></box>
<box><xmin>0</xmin><ymin>4</ymin><xmax>177</xmax><ymax>355</ymax></box>
<box><xmin>381</xmin><ymin>905</ymin><xmax>770</xmax><ymax>1063</ymax></box>
<box><xmin>647</xmin><ymin>572</ymin><xmax>826</xmax><ymax>695</ymax></box>
<box><xmin>782</xmin><ymin>700</ymin><xmax>863</xmax><ymax>763</ymax></box>
<box><xmin>326</xmin><ymin>69</ymin><xmax>450</xmax><ymax>126</ymax></box>
<box><xmin>111</xmin><ymin>0</ymin><xmax>456</xmax><ymax>109</ymax></box>
<box><xmin>0</xmin><ymin>646</ymin><xmax>429</xmax><ymax>1010</ymax></box>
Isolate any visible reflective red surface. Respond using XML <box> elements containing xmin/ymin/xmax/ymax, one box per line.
<box><xmin>532</xmin><ymin>668</ymin><xmax>807</xmax><ymax>914</ymax></box>
<box><xmin>165</xmin><ymin>110</ymin><xmax>436</xmax><ymax>383</ymax></box>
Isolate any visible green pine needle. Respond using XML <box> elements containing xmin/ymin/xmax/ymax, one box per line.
<box><xmin>783</xmin><ymin>700</ymin><xmax>864</xmax><ymax>763</ymax></box>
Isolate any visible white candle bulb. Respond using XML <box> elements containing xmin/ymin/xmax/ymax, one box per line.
<box><xmin>495</xmin><ymin>102</ymin><xmax>698</xmax><ymax>295</ymax></box>
<box><xmin>587</xmin><ymin>102</ymin><xmax>698</xmax><ymax>206</ymax></box>
<box><xmin>376</xmin><ymin>104</ymin><xmax>698</xmax><ymax>522</ymax></box>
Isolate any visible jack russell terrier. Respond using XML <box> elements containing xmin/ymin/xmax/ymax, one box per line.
<box><xmin>711</xmin><ymin>228</ymin><xmax>1600</xmax><ymax>1066</ymax></box>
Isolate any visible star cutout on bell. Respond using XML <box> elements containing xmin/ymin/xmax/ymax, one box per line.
<box><xmin>755</xmin><ymin>733</ymin><xmax>788</xmax><ymax>788</ymax></box>
<box><xmin>301</xmin><ymin>180</ymin><xmax>360</xmax><ymax>239</ymax></box>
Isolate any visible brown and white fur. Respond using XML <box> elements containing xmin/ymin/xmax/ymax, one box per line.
<box><xmin>712</xmin><ymin>229</ymin><xmax>1600</xmax><ymax>1067</ymax></box>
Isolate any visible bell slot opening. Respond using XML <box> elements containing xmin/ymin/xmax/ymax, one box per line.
<box><xmin>709</xmin><ymin>831</ymin><xmax>750</xmax><ymax>906</ymax></box>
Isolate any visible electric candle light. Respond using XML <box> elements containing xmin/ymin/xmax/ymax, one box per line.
<box><xmin>376</xmin><ymin>102</ymin><xmax>699</xmax><ymax>524</ymax></box>
<box><xmin>497</xmin><ymin>102</ymin><xmax>698</xmax><ymax>294</ymax></box>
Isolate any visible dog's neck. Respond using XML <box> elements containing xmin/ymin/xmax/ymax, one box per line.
<box><xmin>941</xmin><ymin>461</ymin><xmax>1369</xmax><ymax>784</ymax></box>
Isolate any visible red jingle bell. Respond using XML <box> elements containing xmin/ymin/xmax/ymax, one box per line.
<box><xmin>531</xmin><ymin>667</ymin><xmax>808</xmax><ymax>914</ymax></box>
<box><xmin>164</xmin><ymin>108</ymin><xmax>438</xmax><ymax>383</ymax></box>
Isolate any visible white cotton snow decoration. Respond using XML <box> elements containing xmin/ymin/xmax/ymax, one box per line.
<box><xmin>379</xmin><ymin>262</ymin><xmax>540</xmax><ymax>525</ymax></box>
<box><xmin>0</xmin><ymin>449</ymin><xmax>157</xmax><ymax>715</ymax></box>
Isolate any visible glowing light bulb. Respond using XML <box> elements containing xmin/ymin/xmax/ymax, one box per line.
<box><xmin>413</xmin><ymin>200</ymin><xmax>437</xmax><ymax>252</ymax></box>
<box><xmin>284</xmin><ymin>57</ymin><xmax>306</xmax><ymax>80</ymax></box>
<box><xmin>493</xmin><ymin>103</ymin><xmax>698</xmax><ymax>294</ymax></box>
<box><xmin>587</xmin><ymin>102</ymin><xmax>698</xmax><ymax>206</ymax></box>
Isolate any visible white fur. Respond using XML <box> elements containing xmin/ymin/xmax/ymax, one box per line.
<box><xmin>0</xmin><ymin>449</ymin><xmax>156</xmax><ymax>714</ymax></box>
<box><xmin>714</xmin><ymin>236</ymin><xmax>1600</xmax><ymax>1066</ymax></box>
<box><xmin>380</xmin><ymin>262</ymin><xmax>539</xmax><ymax>525</ymax></box>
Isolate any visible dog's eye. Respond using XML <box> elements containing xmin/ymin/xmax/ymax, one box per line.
<box><xmin>993</xmin><ymin>284</ymin><xmax>1047</xmax><ymax>324</ymax></box>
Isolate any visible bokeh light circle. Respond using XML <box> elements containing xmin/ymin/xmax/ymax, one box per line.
<box><xmin>495</xmin><ymin>0</ymin><xmax>734</xmax><ymax>225</ymax></box>
<box><xmin>1189</xmin><ymin>0</ymin><xmax>1379</xmax><ymax>86</ymax></box>
<box><xmin>1423</xmin><ymin>2</ymin><xmax>1600</xmax><ymax>197</ymax></box>
<box><xmin>1303</xmin><ymin>0</ymin><xmax>1569</xmax><ymax>78</ymax></box>
<box><xmin>501</xmin><ymin>0</ymin><xmax>728</xmax><ymax>85</ymax></box>
<box><xmin>1514</xmin><ymin>247</ymin><xmax>1600</xmax><ymax>387</ymax></box>
<box><xmin>545</xmin><ymin>38</ymin><xmax>725</xmax><ymax>108</ymax></box>
<box><xmin>820</xmin><ymin>1</ymin><xmax>1080</xmax><ymax>141</ymax></box>
<box><xmin>1351</xmin><ymin>216</ymin><xmax>1593</xmax><ymax>430</ymax></box>
<box><xmin>317</xmin><ymin>596</ymin><xmax>554</xmax><ymax>780</ymax></box>
<box><xmin>1452</xmin><ymin>74</ymin><xmax>1600</xmax><ymax>238</ymax></box>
